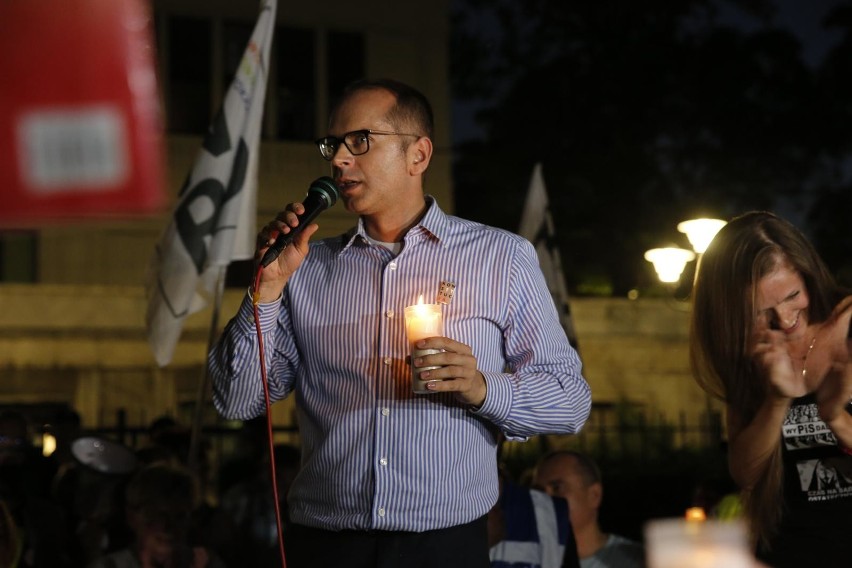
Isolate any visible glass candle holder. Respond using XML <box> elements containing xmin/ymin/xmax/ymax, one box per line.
<box><xmin>404</xmin><ymin>302</ymin><xmax>443</xmax><ymax>394</ymax></box>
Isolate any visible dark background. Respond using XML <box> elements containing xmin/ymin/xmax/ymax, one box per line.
<box><xmin>448</xmin><ymin>0</ymin><xmax>852</xmax><ymax>541</ymax></box>
<box><xmin>449</xmin><ymin>0</ymin><xmax>852</xmax><ymax>297</ymax></box>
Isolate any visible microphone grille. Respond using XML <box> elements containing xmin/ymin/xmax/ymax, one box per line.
<box><xmin>310</xmin><ymin>176</ymin><xmax>340</xmax><ymax>207</ymax></box>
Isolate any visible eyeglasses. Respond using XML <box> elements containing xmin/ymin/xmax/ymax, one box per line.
<box><xmin>315</xmin><ymin>129</ymin><xmax>421</xmax><ymax>161</ymax></box>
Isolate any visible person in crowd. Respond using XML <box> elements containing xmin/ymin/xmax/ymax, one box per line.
<box><xmin>0</xmin><ymin>409</ymin><xmax>74</xmax><ymax>567</ymax></box>
<box><xmin>220</xmin><ymin>443</ymin><xmax>300</xmax><ymax>567</ymax></box>
<box><xmin>689</xmin><ymin>210</ymin><xmax>852</xmax><ymax>567</ymax></box>
<box><xmin>87</xmin><ymin>462</ymin><xmax>226</xmax><ymax>568</ymax></box>
<box><xmin>0</xmin><ymin>409</ymin><xmax>56</xmax><ymax>500</ymax></box>
<box><xmin>0</xmin><ymin>499</ymin><xmax>19</xmax><ymax>567</ymax></box>
<box><xmin>208</xmin><ymin>78</ymin><xmax>591</xmax><ymax>568</ymax></box>
<box><xmin>53</xmin><ymin>436</ymin><xmax>137</xmax><ymax>566</ymax></box>
<box><xmin>488</xmin><ymin>465</ymin><xmax>580</xmax><ymax>568</ymax></box>
<box><xmin>46</xmin><ymin>407</ymin><xmax>82</xmax><ymax>472</ymax></box>
<box><xmin>215</xmin><ymin>417</ymin><xmax>268</xmax><ymax>499</ymax></box>
<box><xmin>134</xmin><ymin>419</ymin><xmax>241</xmax><ymax>568</ymax></box>
<box><xmin>690</xmin><ymin>474</ymin><xmax>742</xmax><ymax>521</ymax></box>
<box><xmin>532</xmin><ymin>451</ymin><xmax>644</xmax><ymax>568</ymax></box>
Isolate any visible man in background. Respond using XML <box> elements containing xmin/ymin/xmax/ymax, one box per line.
<box><xmin>533</xmin><ymin>451</ymin><xmax>644</xmax><ymax>568</ymax></box>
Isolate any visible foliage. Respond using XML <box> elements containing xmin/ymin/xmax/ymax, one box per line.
<box><xmin>450</xmin><ymin>0</ymin><xmax>852</xmax><ymax>296</ymax></box>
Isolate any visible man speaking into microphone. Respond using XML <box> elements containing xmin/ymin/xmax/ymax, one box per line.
<box><xmin>209</xmin><ymin>78</ymin><xmax>591</xmax><ymax>568</ymax></box>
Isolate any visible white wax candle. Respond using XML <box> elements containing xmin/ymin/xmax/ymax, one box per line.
<box><xmin>404</xmin><ymin>302</ymin><xmax>443</xmax><ymax>346</ymax></box>
<box><xmin>645</xmin><ymin>518</ymin><xmax>752</xmax><ymax>568</ymax></box>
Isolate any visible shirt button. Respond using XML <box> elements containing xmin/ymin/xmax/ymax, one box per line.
<box><xmin>383</xmin><ymin>357</ymin><xmax>392</xmax><ymax>366</ymax></box>
<box><xmin>380</xmin><ymin>457</ymin><xmax>388</xmax><ymax>466</ymax></box>
<box><xmin>385</xmin><ymin>310</ymin><xmax>394</xmax><ymax>318</ymax></box>
<box><xmin>378</xmin><ymin>507</ymin><xmax>386</xmax><ymax>517</ymax></box>
<box><xmin>381</xmin><ymin>407</ymin><xmax>390</xmax><ymax>416</ymax></box>
<box><xmin>388</xmin><ymin>261</ymin><xmax>397</xmax><ymax>271</ymax></box>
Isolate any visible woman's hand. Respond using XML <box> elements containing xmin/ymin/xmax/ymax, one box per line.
<box><xmin>750</xmin><ymin>317</ymin><xmax>807</xmax><ymax>399</ymax></box>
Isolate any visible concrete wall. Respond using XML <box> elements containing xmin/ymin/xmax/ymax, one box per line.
<box><xmin>572</xmin><ymin>298</ymin><xmax>717</xmax><ymax>423</ymax></box>
<box><xmin>0</xmin><ymin>284</ymin><xmax>719</xmax><ymax>434</ymax></box>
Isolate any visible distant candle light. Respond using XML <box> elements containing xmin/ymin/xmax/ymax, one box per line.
<box><xmin>42</xmin><ymin>432</ymin><xmax>56</xmax><ymax>457</ymax></box>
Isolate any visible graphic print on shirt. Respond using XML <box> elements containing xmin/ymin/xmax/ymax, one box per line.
<box><xmin>784</xmin><ymin>401</ymin><xmax>852</xmax><ymax>502</ymax></box>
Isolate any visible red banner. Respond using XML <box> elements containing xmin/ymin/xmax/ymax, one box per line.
<box><xmin>0</xmin><ymin>0</ymin><xmax>165</xmax><ymax>225</ymax></box>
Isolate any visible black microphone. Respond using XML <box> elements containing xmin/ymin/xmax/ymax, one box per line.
<box><xmin>260</xmin><ymin>176</ymin><xmax>340</xmax><ymax>267</ymax></box>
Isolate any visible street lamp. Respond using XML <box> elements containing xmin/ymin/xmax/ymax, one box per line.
<box><xmin>677</xmin><ymin>218</ymin><xmax>727</xmax><ymax>255</ymax></box>
<box><xmin>644</xmin><ymin>218</ymin><xmax>726</xmax><ymax>285</ymax></box>
<box><xmin>644</xmin><ymin>247</ymin><xmax>696</xmax><ymax>283</ymax></box>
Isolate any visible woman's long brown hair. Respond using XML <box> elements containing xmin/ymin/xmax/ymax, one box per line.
<box><xmin>689</xmin><ymin>211</ymin><xmax>843</xmax><ymax>549</ymax></box>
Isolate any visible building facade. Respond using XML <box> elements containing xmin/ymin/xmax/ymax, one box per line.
<box><xmin>0</xmin><ymin>0</ymin><xmax>721</xmax><ymax>455</ymax></box>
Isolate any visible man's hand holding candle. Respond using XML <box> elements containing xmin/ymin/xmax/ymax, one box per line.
<box><xmin>414</xmin><ymin>336</ymin><xmax>487</xmax><ymax>407</ymax></box>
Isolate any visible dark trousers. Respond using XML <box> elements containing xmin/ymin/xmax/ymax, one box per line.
<box><xmin>283</xmin><ymin>516</ymin><xmax>490</xmax><ymax>568</ymax></box>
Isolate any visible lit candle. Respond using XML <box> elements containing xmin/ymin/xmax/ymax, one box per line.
<box><xmin>685</xmin><ymin>507</ymin><xmax>707</xmax><ymax>522</ymax></box>
<box><xmin>404</xmin><ymin>295</ymin><xmax>444</xmax><ymax>394</ymax></box>
<box><xmin>645</xmin><ymin>518</ymin><xmax>752</xmax><ymax>568</ymax></box>
<box><xmin>404</xmin><ymin>295</ymin><xmax>443</xmax><ymax>348</ymax></box>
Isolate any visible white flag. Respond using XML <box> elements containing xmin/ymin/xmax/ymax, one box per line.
<box><xmin>145</xmin><ymin>0</ymin><xmax>277</xmax><ymax>367</ymax></box>
<box><xmin>518</xmin><ymin>162</ymin><xmax>579</xmax><ymax>349</ymax></box>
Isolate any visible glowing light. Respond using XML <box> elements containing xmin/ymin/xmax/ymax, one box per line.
<box><xmin>42</xmin><ymin>432</ymin><xmax>57</xmax><ymax>457</ymax></box>
<box><xmin>677</xmin><ymin>218</ymin><xmax>726</xmax><ymax>254</ymax></box>
<box><xmin>644</xmin><ymin>247</ymin><xmax>695</xmax><ymax>283</ymax></box>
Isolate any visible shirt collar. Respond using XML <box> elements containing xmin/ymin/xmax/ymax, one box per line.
<box><xmin>338</xmin><ymin>195</ymin><xmax>450</xmax><ymax>254</ymax></box>
<box><xmin>415</xmin><ymin>195</ymin><xmax>449</xmax><ymax>243</ymax></box>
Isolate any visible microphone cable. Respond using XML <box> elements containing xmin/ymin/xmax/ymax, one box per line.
<box><xmin>251</xmin><ymin>264</ymin><xmax>287</xmax><ymax>568</ymax></box>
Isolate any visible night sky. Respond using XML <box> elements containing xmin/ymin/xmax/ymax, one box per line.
<box><xmin>451</xmin><ymin>0</ymin><xmax>848</xmax><ymax>145</ymax></box>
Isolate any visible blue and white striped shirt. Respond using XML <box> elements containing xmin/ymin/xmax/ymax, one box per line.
<box><xmin>210</xmin><ymin>197</ymin><xmax>591</xmax><ymax>532</ymax></box>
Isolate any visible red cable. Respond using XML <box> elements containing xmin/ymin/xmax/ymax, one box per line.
<box><xmin>252</xmin><ymin>265</ymin><xmax>287</xmax><ymax>568</ymax></box>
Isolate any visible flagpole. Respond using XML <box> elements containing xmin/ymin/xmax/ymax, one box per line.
<box><xmin>187</xmin><ymin>264</ymin><xmax>227</xmax><ymax>473</ymax></box>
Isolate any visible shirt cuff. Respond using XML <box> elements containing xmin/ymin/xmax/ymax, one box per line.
<box><xmin>233</xmin><ymin>288</ymin><xmax>282</xmax><ymax>334</ymax></box>
<box><xmin>470</xmin><ymin>371</ymin><xmax>512</xmax><ymax>422</ymax></box>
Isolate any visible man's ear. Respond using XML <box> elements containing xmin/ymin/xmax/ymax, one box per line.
<box><xmin>588</xmin><ymin>482</ymin><xmax>603</xmax><ymax>509</ymax></box>
<box><xmin>409</xmin><ymin>136</ymin><xmax>433</xmax><ymax>175</ymax></box>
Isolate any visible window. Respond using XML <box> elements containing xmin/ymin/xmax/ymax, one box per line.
<box><xmin>275</xmin><ymin>26</ymin><xmax>316</xmax><ymax>140</ymax></box>
<box><xmin>152</xmin><ymin>15</ymin><xmax>367</xmax><ymax>289</ymax></box>
<box><xmin>157</xmin><ymin>14</ymin><xmax>365</xmax><ymax>142</ymax></box>
<box><xmin>327</xmin><ymin>31</ymin><xmax>365</xmax><ymax>107</ymax></box>
<box><xmin>0</xmin><ymin>232</ymin><xmax>37</xmax><ymax>282</ymax></box>
<box><xmin>167</xmin><ymin>17</ymin><xmax>212</xmax><ymax>134</ymax></box>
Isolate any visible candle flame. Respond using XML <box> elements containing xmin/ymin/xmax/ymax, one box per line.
<box><xmin>685</xmin><ymin>507</ymin><xmax>706</xmax><ymax>522</ymax></box>
<box><xmin>416</xmin><ymin>294</ymin><xmax>424</xmax><ymax>305</ymax></box>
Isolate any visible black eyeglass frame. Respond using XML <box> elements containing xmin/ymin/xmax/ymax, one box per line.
<box><xmin>314</xmin><ymin>129</ymin><xmax>421</xmax><ymax>161</ymax></box>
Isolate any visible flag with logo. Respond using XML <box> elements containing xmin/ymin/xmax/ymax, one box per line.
<box><xmin>145</xmin><ymin>0</ymin><xmax>276</xmax><ymax>367</ymax></box>
<box><xmin>518</xmin><ymin>162</ymin><xmax>579</xmax><ymax>349</ymax></box>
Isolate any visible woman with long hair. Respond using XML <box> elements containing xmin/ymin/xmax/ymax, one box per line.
<box><xmin>689</xmin><ymin>211</ymin><xmax>852</xmax><ymax>567</ymax></box>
